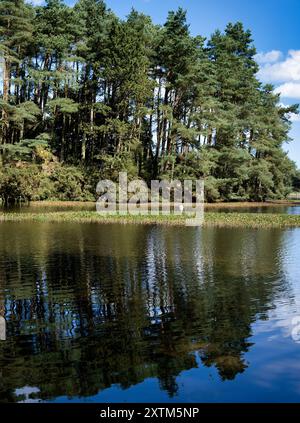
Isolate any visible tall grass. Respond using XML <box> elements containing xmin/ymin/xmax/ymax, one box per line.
<box><xmin>1</xmin><ymin>211</ymin><xmax>300</xmax><ymax>228</ymax></box>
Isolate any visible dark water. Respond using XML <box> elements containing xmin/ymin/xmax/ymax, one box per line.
<box><xmin>0</xmin><ymin>222</ymin><xmax>300</xmax><ymax>403</ymax></box>
<box><xmin>211</xmin><ymin>205</ymin><xmax>300</xmax><ymax>215</ymax></box>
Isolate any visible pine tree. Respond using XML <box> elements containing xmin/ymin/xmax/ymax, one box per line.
<box><xmin>0</xmin><ymin>0</ymin><xmax>33</xmax><ymax>144</ymax></box>
<box><xmin>0</xmin><ymin>1</ymin><xmax>298</xmax><ymax>202</ymax></box>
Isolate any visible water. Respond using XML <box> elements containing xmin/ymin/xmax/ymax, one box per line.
<box><xmin>0</xmin><ymin>222</ymin><xmax>300</xmax><ymax>403</ymax></box>
<box><xmin>210</xmin><ymin>205</ymin><xmax>300</xmax><ymax>215</ymax></box>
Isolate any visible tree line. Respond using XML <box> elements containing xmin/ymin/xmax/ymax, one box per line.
<box><xmin>0</xmin><ymin>0</ymin><xmax>299</xmax><ymax>202</ymax></box>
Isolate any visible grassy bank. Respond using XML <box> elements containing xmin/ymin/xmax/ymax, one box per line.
<box><xmin>1</xmin><ymin>210</ymin><xmax>300</xmax><ymax>228</ymax></box>
<box><xmin>21</xmin><ymin>200</ymin><xmax>300</xmax><ymax>208</ymax></box>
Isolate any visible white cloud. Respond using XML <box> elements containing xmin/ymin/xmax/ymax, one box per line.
<box><xmin>258</xmin><ymin>50</ymin><xmax>300</xmax><ymax>84</ymax></box>
<box><xmin>275</xmin><ymin>82</ymin><xmax>300</xmax><ymax>99</ymax></box>
<box><xmin>280</xmin><ymin>103</ymin><xmax>300</xmax><ymax>122</ymax></box>
<box><xmin>255</xmin><ymin>50</ymin><xmax>282</xmax><ymax>65</ymax></box>
<box><xmin>26</xmin><ymin>0</ymin><xmax>44</xmax><ymax>5</ymax></box>
<box><xmin>290</xmin><ymin>114</ymin><xmax>300</xmax><ymax>122</ymax></box>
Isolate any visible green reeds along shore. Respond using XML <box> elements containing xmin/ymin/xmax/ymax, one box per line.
<box><xmin>1</xmin><ymin>211</ymin><xmax>300</xmax><ymax>228</ymax></box>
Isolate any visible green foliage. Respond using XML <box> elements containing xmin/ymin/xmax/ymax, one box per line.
<box><xmin>0</xmin><ymin>163</ymin><xmax>98</xmax><ymax>203</ymax></box>
<box><xmin>98</xmin><ymin>152</ymin><xmax>139</xmax><ymax>181</ymax></box>
<box><xmin>0</xmin><ymin>165</ymin><xmax>41</xmax><ymax>204</ymax></box>
<box><xmin>247</xmin><ymin>160</ymin><xmax>274</xmax><ymax>201</ymax></box>
<box><xmin>292</xmin><ymin>170</ymin><xmax>300</xmax><ymax>192</ymax></box>
<box><xmin>0</xmin><ymin>1</ymin><xmax>299</xmax><ymax>202</ymax></box>
<box><xmin>48</xmin><ymin>98</ymin><xmax>79</xmax><ymax>115</ymax></box>
<box><xmin>0</xmin><ymin>137</ymin><xmax>53</xmax><ymax>163</ymax></box>
<box><xmin>204</xmin><ymin>176</ymin><xmax>221</xmax><ymax>203</ymax></box>
<box><xmin>50</xmin><ymin>165</ymin><xmax>90</xmax><ymax>201</ymax></box>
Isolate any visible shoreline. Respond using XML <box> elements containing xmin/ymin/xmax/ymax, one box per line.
<box><xmin>25</xmin><ymin>200</ymin><xmax>300</xmax><ymax>207</ymax></box>
<box><xmin>1</xmin><ymin>211</ymin><xmax>300</xmax><ymax>228</ymax></box>
<box><xmin>1</xmin><ymin>199</ymin><xmax>299</xmax><ymax>209</ymax></box>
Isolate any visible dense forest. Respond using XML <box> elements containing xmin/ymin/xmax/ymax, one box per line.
<box><xmin>0</xmin><ymin>0</ymin><xmax>299</xmax><ymax>203</ymax></box>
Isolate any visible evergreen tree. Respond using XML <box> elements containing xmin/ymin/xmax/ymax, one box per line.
<box><xmin>0</xmin><ymin>0</ymin><xmax>33</xmax><ymax>144</ymax></box>
<box><xmin>0</xmin><ymin>1</ymin><xmax>298</xmax><ymax>202</ymax></box>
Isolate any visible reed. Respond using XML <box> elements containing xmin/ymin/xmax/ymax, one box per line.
<box><xmin>1</xmin><ymin>211</ymin><xmax>300</xmax><ymax>228</ymax></box>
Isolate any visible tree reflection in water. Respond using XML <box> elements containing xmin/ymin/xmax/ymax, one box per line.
<box><xmin>0</xmin><ymin>223</ymin><xmax>292</xmax><ymax>402</ymax></box>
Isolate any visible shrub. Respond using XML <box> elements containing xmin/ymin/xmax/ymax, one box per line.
<box><xmin>0</xmin><ymin>163</ymin><xmax>98</xmax><ymax>203</ymax></box>
<box><xmin>0</xmin><ymin>165</ymin><xmax>41</xmax><ymax>204</ymax></box>
<box><xmin>50</xmin><ymin>165</ymin><xmax>94</xmax><ymax>201</ymax></box>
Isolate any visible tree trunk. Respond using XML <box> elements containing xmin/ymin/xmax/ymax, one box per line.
<box><xmin>1</xmin><ymin>59</ymin><xmax>10</xmax><ymax>145</ymax></box>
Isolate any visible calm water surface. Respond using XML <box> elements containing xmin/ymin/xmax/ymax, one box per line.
<box><xmin>212</xmin><ymin>205</ymin><xmax>300</xmax><ymax>215</ymax></box>
<box><xmin>0</xmin><ymin>222</ymin><xmax>300</xmax><ymax>403</ymax></box>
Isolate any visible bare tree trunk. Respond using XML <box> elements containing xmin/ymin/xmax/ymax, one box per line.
<box><xmin>1</xmin><ymin>59</ymin><xmax>10</xmax><ymax>145</ymax></box>
<box><xmin>60</xmin><ymin>114</ymin><xmax>66</xmax><ymax>161</ymax></box>
<box><xmin>82</xmin><ymin>133</ymin><xmax>86</xmax><ymax>161</ymax></box>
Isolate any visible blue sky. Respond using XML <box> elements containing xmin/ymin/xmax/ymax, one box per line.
<box><xmin>42</xmin><ymin>1</ymin><xmax>300</xmax><ymax>165</ymax></box>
